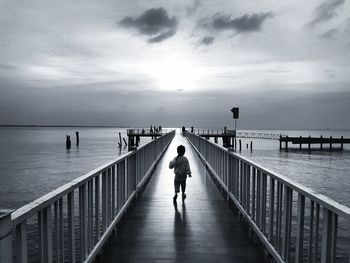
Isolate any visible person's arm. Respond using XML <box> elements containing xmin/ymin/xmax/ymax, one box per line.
<box><xmin>186</xmin><ymin>159</ymin><xmax>192</xmax><ymax>177</ymax></box>
<box><xmin>169</xmin><ymin>157</ymin><xmax>178</xmax><ymax>169</ymax></box>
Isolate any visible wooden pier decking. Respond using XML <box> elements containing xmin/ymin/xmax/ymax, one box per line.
<box><xmin>98</xmin><ymin>134</ymin><xmax>264</xmax><ymax>262</ymax></box>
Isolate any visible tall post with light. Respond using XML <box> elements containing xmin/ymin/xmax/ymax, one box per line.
<box><xmin>231</xmin><ymin>107</ymin><xmax>239</xmax><ymax>149</ymax></box>
<box><xmin>231</xmin><ymin>107</ymin><xmax>239</xmax><ymax>131</ymax></box>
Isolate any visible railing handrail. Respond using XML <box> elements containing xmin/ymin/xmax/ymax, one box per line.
<box><xmin>11</xmin><ymin>130</ymin><xmax>175</xmax><ymax>226</ymax></box>
<box><xmin>189</xmin><ymin>132</ymin><xmax>350</xmax><ymax>219</ymax></box>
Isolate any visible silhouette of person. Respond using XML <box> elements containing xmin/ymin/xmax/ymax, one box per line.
<box><xmin>169</xmin><ymin>145</ymin><xmax>192</xmax><ymax>202</ymax></box>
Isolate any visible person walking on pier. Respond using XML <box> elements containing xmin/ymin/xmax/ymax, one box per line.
<box><xmin>169</xmin><ymin>145</ymin><xmax>192</xmax><ymax>202</ymax></box>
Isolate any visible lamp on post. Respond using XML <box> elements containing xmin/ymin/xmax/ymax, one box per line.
<box><xmin>231</xmin><ymin>107</ymin><xmax>239</xmax><ymax>131</ymax></box>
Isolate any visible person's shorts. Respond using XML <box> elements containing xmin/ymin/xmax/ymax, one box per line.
<box><xmin>174</xmin><ymin>180</ymin><xmax>186</xmax><ymax>193</ymax></box>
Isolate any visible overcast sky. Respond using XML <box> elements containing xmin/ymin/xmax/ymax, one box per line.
<box><xmin>0</xmin><ymin>0</ymin><xmax>349</xmax><ymax>129</ymax></box>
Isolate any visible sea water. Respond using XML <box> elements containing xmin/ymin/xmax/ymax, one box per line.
<box><xmin>1</xmin><ymin>127</ymin><xmax>349</xmax><ymax>209</ymax></box>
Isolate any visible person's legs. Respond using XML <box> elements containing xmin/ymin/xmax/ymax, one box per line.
<box><xmin>181</xmin><ymin>180</ymin><xmax>186</xmax><ymax>200</ymax></box>
<box><xmin>174</xmin><ymin>180</ymin><xmax>180</xmax><ymax>201</ymax></box>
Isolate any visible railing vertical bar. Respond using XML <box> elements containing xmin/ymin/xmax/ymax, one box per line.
<box><xmin>252</xmin><ymin>167</ymin><xmax>256</xmax><ymax>221</ymax></box>
<box><xmin>40</xmin><ymin>206</ymin><xmax>53</xmax><ymax>263</ymax></box>
<box><xmin>87</xmin><ymin>180</ymin><xmax>93</xmax><ymax>252</ymax></box>
<box><xmin>282</xmin><ymin>186</ymin><xmax>292</xmax><ymax>262</ymax></box>
<box><xmin>321</xmin><ymin>208</ymin><xmax>337</xmax><ymax>263</ymax></box>
<box><xmin>277</xmin><ymin>182</ymin><xmax>283</xmax><ymax>253</ymax></box>
<box><xmin>79</xmin><ymin>184</ymin><xmax>86</xmax><ymax>261</ymax></box>
<box><xmin>67</xmin><ymin>192</ymin><xmax>75</xmax><ymax>263</ymax></box>
<box><xmin>256</xmin><ymin>170</ymin><xmax>261</xmax><ymax>229</ymax></box>
<box><xmin>296</xmin><ymin>194</ymin><xmax>305</xmax><ymax>263</ymax></box>
<box><xmin>107</xmin><ymin>168</ymin><xmax>112</xmax><ymax>223</ymax></box>
<box><xmin>58</xmin><ymin>198</ymin><xmax>64</xmax><ymax>263</ymax></box>
<box><xmin>308</xmin><ymin>200</ymin><xmax>315</xmax><ymax>263</ymax></box>
<box><xmin>112</xmin><ymin>165</ymin><xmax>116</xmax><ymax>217</ymax></box>
<box><xmin>331</xmin><ymin>213</ymin><xmax>338</xmax><ymax>263</ymax></box>
<box><xmin>313</xmin><ymin>203</ymin><xmax>320</xmax><ymax>263</ymax></box>
<box><xmin>94</xmin><ymin>174</ymin><xmax>100</xmax><ymax>244</ymax></box>
<box><xmin>269</xmin><ymin>177</ymin><xmax>275</xmax><ymax>242</ymax></box>
<box><xmin>262</xmin><ymin>173</ymin><xmax>267</xmax><ymax>234</ymax></box>
<box><xmin>239</xmin><ymin>160</ymin><xmax>243</xmax><ymax>204</ymax></box>
<box><xmin>102</xmin><ymin>171</ymin><xmax>107</xmax><ymax>231</ymax></box>
<box><xmin>53</xmin><ymin>201</ymin><xmax>59</xmax><ymax>261</ymax></box>
<box><xmin>16</xmin><ymin>220</ymin><xmax>28</xmax><ymax>263</ymax></box>
<box><xmin>247</xmin><ymin>163</ymin><xmax>250</xmax><ymax>211</ymax></box>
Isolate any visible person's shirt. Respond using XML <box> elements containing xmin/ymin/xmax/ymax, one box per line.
<box><xmin>169</xmin><ymin>155</ymin><xmax>191</xmax><ymax>181</ymax></box>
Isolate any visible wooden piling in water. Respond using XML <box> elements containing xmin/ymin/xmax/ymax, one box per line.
<box><xmin>250</xmin><ymin>141</ymin><xmax>253</xmax><ymax>151</ymax></box>
<box><xmin>341</xmin><ymin>136</ymin><xmax>343</xmax><ymax>150</ymax></box>
<box><xmin>118</xmin><ymin>133</ymin><xmax>122</xmax><ymax>148</ymax></box>
<box><xmin>66</xmin><ymin>135</ymin><xmax>71</xmax><ymax>149</ymax></box>
<box><xmin>239</xmin><ymin>140</ymin><xmax>241</xmax><ymax>151</ymax></box>
<box><xmin>76</xmin><ymin>131</ymin><xmax>79</xmax><ymax>146</ymax></box>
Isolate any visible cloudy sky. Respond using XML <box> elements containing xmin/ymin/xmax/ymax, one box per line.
<box><xmin>0</xmin><ymin>0</ymin><xmax>349</xmax><ymax>129</ymax></box>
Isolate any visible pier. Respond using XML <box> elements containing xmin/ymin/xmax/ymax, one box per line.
<box><xmin>279</xmin><ymin>135</ymin><xmax>350</xmax><ymax>151</ymax></box>
<box><xmin>1</xmin><ymin>129</ymin><xmax>350</xmax><ymax>262</ymax></box>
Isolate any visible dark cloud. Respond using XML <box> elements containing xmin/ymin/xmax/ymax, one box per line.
<box><xmin>211</xmin><ymin>12</ymin><xmax>273</xmax><ymax>33</ymax></box>
<box><xmin>200</xmin><ymin>36</ymin><xmax>214</xmax><ymax>46</ymax></box>
<box><xmin>320</xmin><ymin>28</ymin><xmax>338</xmax><ymax>39</ymax></box>
<box><xmin>308</xmin><ymin>0</ymin><xmax>345</xmax><ymax>26</ymax></box>
<box><xmin>119</xmin><ymin>8</ymin><xmax>178</xmax><ymax>43</ymax></box>
<box><xmin>186</xmin><ymin>0</ymin><xmax>201</xmax><ymax>16</ymax></box>
<box><xmin>199</xmin><ymin>12</ymin><xmax>273</xmax><ymax>34</ymax></box>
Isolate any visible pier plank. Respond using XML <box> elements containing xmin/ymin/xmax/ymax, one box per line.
<box><xmin>98</xmin><ymin>134</ymin><xmax>264</xmax><ymax>262</ymax></box>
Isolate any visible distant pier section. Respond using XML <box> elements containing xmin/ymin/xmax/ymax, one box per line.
<box><xmin>280</xmin><ymin>135</ymin><xmax>350</xmax><ymax>150</ymax></box>
<box><xmin>127</xmin><ymin>128</ymin><xmax>173</xmax><ymax>150</ymax></box>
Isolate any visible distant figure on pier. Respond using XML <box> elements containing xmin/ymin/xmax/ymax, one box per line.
<box><xmin>142</xmin><ymin>129</ymin><xmax>145</xmax><ymax>134</ymax></box>
<box><xmin>169</xmin><ymin>145</ymin><xmax>192</xmax><ymax>202</ymax></box>
<box><xmin>182</xmin><ymin>126</ymin><xmax>186</xmax><ymax>134</ymax></box>
<box><xmin>224</xmin><ymin>126</ymin><xmax>227</xmax><ymax>133</ymax></box>
<box><xmin>191</xmin><ymin>126</ymin><xmax>194</xmax><ymax>133</ymax></box>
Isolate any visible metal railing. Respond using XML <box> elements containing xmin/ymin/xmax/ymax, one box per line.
<box><xmin>127</xmin><ymin>128</ymin><xmax>173</xmax><ymax>136</ymax></box>
<box><xmin>186</xmin><ymin>132</ymin><xmax>350</xmax><ymax>263</ymax></box>
<box><xmin>0</xmin><ymin>130</ymin><xmax>175</xmax><ymax>263</ymax></box>
<box><xmin>190</xmin><ymin>129</ymin><xmax>282</xmax><ymax>140</ymax></box>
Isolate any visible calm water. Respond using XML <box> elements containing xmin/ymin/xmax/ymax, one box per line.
<box><xmin>0</xmin><ymin>127</ymin><xmax>147</xmax><ymax>208</ymax></box>
<box><xmin>0</xmin><ymin>127</ymin><xmax>349</xmax><ymax>210</ymax></box>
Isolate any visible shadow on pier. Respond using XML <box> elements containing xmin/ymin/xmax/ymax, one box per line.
<box><xmin>98</xmin><ymin>134</ymin><xmax>264</xmax><ymax>262</ymax></box>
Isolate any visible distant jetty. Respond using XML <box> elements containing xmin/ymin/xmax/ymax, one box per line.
<box><xmin>279</xmin><ymin>135</ymin><xmax>350</xmax><ymax>151</ymax></box>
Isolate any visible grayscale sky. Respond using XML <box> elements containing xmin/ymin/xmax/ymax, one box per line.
<box><xmin>0</xmin><ymin>0</ymin><xmax>349</xmax><ymax>128</ymax></box>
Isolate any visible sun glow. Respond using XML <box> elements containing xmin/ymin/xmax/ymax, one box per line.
<box><xmin>141</xmin><ymin>59</ymin><xmax>204</xmax><ymax>91</ymax></box>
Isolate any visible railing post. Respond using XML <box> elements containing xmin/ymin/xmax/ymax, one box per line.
<box><xmin>67</xmin><ymin>192</ymin><xmax>75</xmax><ymax>263</ymax></box>
<box><xmin>38</xmin><ymin>206</ymin><xmax>53</xmax><ymax>263</ymax></box>
<box><xmin>321</xmin><ymin>208</ymin><xmax>337</xmax><ymax>263</ymax></box>
<box><xmin>282</xmin><ymin>186</ymin><xmax>292</xmax><ymax>262</ymax></box>
<box><xmin>0</xmin><ymin>210</ymin><xmax>13</xmax><ymax>263</ymax></box>
<box><xmin>295</xmin><ymin>194</ymin><xmax>305</xmax><ymax>263</ymax></box>
<box><xmin>16</xmin><ymin>220</ymin><xmax>28</xmax><ymax>263</ymax></box>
